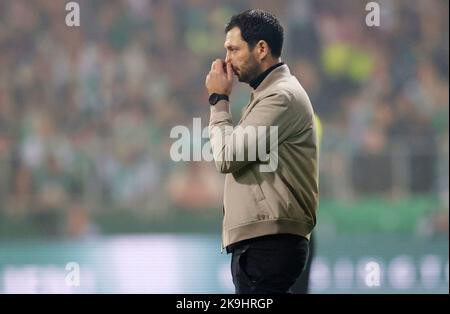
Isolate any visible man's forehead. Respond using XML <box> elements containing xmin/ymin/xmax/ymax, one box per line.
<box><xmin>224</xmin><ymin>27</ymin><xmax>243</xmax><ymax>47</ymax></box>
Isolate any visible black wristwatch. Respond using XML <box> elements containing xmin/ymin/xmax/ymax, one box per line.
<box><xmin>209</xmin><ymin>93</ymin><xmax>229</xmax><ymax>106</ymax></box>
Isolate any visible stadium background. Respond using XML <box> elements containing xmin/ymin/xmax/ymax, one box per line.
<box><xmin>0</xmin><ymin>0</ymin><xmax>448</xmax><ymax>293</ymax></box>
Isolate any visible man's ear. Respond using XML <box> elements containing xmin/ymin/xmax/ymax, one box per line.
<box><xmin>256</xmin><ymin>40</ymin><xmax>269</xmax><ymax>61</ymax></box>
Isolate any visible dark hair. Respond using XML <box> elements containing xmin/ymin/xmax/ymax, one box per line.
<box><xmin>225</xmin><ymin>9</ymin><xmax>284</xmax><ymax>57</ymax></box>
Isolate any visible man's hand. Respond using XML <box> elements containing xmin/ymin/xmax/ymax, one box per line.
<box><xmin>205</xmin><ymin>59</ymin><xmax>234</xmax><ymax>96</ymax></box>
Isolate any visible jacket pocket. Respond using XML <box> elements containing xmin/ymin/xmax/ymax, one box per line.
<box><xmin>249</xmin><ymin>168</ymin><xmax>265</xmax><ymax>202</ymax></box>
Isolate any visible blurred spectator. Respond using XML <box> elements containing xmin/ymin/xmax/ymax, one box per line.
<box><xmin>167</xmin><ymin>162</ymin><xmax>223</xmax><ymax>212</ymax></box>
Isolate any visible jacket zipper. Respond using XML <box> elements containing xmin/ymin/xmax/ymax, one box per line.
<box><xmin>221</xmin><ymin>205</ymin><xmax>225</xmax><ymax>254</ymax></box>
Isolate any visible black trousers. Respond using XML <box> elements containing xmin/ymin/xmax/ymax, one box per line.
<box><xmin>228</xmin><ymin>234</ymin><xmax>309</xmax><ymax>294</ymax></box>
<box><xmin>290</xmin><ymin>233</ymin><xmax>315</xmax><ymax>294</ymax></box>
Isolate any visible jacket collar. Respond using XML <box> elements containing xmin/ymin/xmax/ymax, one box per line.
<box><xmin>249</xmin><ymin>62</ymin><xmax>284</xmax><ymax>89</ymax></box>
<box><xmin>252</xmin><ymin>64</ymin><xmax>291</xmax><ymax>96</ymax></box>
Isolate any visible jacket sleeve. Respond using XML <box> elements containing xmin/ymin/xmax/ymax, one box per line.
<box><xmin>208</xmin><ymin>91</ymin><xmax>293</xmax><ymax>174</ymax></box>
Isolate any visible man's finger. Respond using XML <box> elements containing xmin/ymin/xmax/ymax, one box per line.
<box><xmin>213</xmin><ymin>59</ymin><xmax>224</xmax><ymax>73</ymax></box>
<box><xmin>211</xmin><ymin>59</ymin><xmax>221</xmax><ymax>71</ymax></box>
<box><xmin>226</xmin><ymin>62</ymin><xmax>233</xmax><ymax>81</ymax></box>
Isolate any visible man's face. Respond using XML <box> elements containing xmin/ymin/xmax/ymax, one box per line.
<box><xmin>224</xmin><ymin>27</ymin><xmax>261</xmax><ymax>83</ymax></box>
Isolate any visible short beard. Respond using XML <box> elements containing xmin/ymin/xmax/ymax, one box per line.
<box><xmin>238</xmin><ymin>56</ymin><xmax>262</xmax><ymax>84</ymax></box>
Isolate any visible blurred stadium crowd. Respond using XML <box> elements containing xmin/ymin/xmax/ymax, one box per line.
<box><xmin>0</xmin><ymin>0</ymin><xmax>448</xmax><ymax>238</ymax></box>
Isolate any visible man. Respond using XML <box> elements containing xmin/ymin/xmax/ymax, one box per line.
<box><xmin>205</xmin><ymin>9</ymin><xmax>319</xmax><ymax>294</ymax></box>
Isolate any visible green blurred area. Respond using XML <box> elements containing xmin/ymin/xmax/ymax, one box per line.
<box><xmin>0</xmin><ymin>195</ymin><xmax>441</xmax><ymax>238</ymax></box>
<box><xmin>318</xmin><ymin>195</ymin><xmax>441</xmax><ymax>234</ymax></box>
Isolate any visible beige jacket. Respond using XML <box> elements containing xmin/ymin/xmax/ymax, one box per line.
<box><xmin>209</xmin><ymin>64</ymin><xmax>318</xmax><ymax>250</ymax></box>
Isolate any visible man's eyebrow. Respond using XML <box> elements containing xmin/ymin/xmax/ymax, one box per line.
<box><xmin>224</xmin><ymin>44</ymin><xmax>238</xmax><ymax>49</ymax></box>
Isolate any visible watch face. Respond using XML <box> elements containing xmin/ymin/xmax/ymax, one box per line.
<box><xmin>209</xmin><ymin>94</ymin><xmax>219</xmax><ymax>105</ymax></box>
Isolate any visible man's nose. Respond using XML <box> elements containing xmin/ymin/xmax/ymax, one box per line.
<box><xmin>225</xmin><ymin>52</ymin><xmax>231</xmax><ymax>64</ymax></box>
